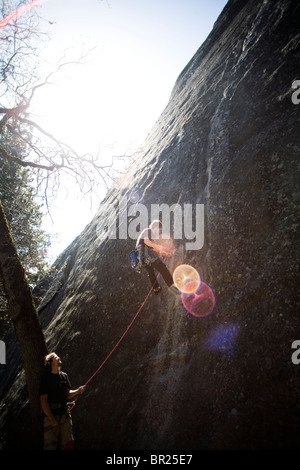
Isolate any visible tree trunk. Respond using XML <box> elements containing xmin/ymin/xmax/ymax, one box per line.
<box><xmin>0</xmin><ymin>200</ymin><xmax>48</xmax><ymax>449</ymax></box>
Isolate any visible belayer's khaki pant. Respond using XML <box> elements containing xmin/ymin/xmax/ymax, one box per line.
<box><xmin>43</xmin><ymin>413</ymin><xmax>74</xmax><ymax>450</ymax></box>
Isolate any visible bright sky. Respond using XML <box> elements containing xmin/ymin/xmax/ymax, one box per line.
<box><xmin>30</xmin><ymin>0</ymin><xmax>227</xmax><ymax>263</ymax></box>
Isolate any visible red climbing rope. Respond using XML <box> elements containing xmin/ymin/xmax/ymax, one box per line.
<box><xmin>85</xmin><ymin>282</ymin><xmax>154</xmax><ymax>387</ymax></box>
<box><xmin>68</xmin><ymin>268</ymin><xmax>163</xmax><ymax>412</ymax></box>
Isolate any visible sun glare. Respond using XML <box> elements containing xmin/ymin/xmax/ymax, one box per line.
<box><xmin>31</xmin><ymin>36</ymin><xmax>169</xmax><ymax>161</ymax></box>
<box><xmin>24</xmin><ymin>0</ymin><xmax>228</xmax><ymax>261</ymax></box>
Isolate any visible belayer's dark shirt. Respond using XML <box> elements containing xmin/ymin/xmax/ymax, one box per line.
<box><xmin>40</xmin><ymin>371</ymin><xmax>71</xmax><ymax>416</ymax></box>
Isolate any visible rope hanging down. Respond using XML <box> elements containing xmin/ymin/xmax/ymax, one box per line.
<box><xmin>68</xmin><ymin>269</ymin><xmax>162</xmax><ymax>412</ymax></box>
<box><xmin>86</xmin><ymin>283</ymin><xmax>154</xmax><ymax>386</ymax></box>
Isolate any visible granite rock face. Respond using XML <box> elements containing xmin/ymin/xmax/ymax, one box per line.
<box><xmin>1</xmin><ymin>0</ymin><xmax>299</xmax><ymax>449</ymax></box>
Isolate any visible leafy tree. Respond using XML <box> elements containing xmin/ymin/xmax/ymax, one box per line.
<box><xmin>0</xmin><ymin>132</ymin><xmax>50</xmax><ymax>338</ymax></box>
<box><xmin>0</xmin><ymin>3</ymin><xmax>50</xmax><ymax>448</ymax></box>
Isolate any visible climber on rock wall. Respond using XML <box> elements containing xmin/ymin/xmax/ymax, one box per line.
<box><xmin>136</xmin><ymin>220</ymin><xmax>175</xmax><ymax>294</ymax></box>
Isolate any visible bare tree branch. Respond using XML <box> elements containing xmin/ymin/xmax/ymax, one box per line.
<box><xmin>0</xmin><ymin>147</ymin><xmax>57</xmax><ymax>171</ymax></box>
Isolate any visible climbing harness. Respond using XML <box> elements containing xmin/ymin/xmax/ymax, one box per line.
<box><xmin>68</xmin><ymin>263</ymin><xmax>165</xmax><ymax>413</ymax></box>
<box><xmin>130</xmin><ymin>246</ymin><xmax>155</xmax><ymax>272</ymax></box>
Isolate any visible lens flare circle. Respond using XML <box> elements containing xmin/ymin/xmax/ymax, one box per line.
<box><xmin>129</xmin><ymin>190</ymin><xmax>141</xmax><ymax>204</ymax></box>
<box><xmin>173</xmin><ymin>264</ymin><xmax>201</xmax><ymax>294</ymax></box>
<box><xmin>181</xmin><ymin>281</ymin><xmax>216</xmax><ymax>318</ymax></box>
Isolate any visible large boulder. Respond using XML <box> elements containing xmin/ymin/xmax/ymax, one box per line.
<box><xmin>0</xmin><ymin>0</ymin><xmax>299</xmax><ymax>450</ymax></box>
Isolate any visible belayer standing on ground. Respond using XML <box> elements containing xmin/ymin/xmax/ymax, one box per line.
<box><xmin>40</xmin><ymin>352</ymin><xmax>86</xmax><ymax>450</ymax></box>
<box><xmin>136</xmin><ymin>220</ymin><xmax>175</xmax><ymax>294</ymax></box>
